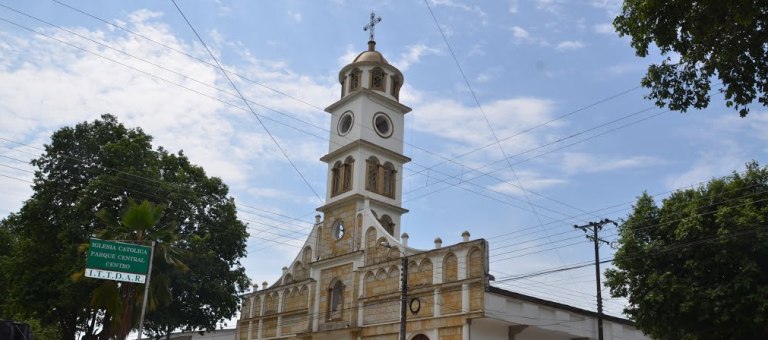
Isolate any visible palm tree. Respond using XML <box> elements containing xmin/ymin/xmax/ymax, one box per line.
<box><xmin>74</xmin><ymin>199</ymin><xmax>187</xmax><ymax>340</ymax></box>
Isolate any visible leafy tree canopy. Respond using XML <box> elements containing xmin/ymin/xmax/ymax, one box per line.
<box><xmin>614</xmin><ymin>0</ymin><xmax>768</xmax><ymax>117</ymax></box>
<box><xmin>0</xmin><ymin>114</ymin><xmax>250</xmax><ymax>339</ymax></box>
<box><xmin>605</xmin><ymin>161</ymin><xmax>768</xmax><ymax>339</ymax></box>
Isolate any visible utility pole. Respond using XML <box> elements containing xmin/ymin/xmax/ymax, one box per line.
<box><xmin>574</xmin><ymin>219</ymin><xmax>616</xmax><ymax>340</ymax></box>
<box><xmin>400</xmin><ymin>255</ymin><xmax>408</xmax><ymax>340</ymax></box>
<box><xmin>380</xmin><ymin>241</ymin><xmax>408</xmax><ymax>340</ymax></box>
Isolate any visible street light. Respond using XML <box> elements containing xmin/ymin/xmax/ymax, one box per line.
<box><xmin>379</xmin><ymin>241</ymin><xmax>407</xmax><ymax>340</ymax></box>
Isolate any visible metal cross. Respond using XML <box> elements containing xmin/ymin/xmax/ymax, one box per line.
<box><xmin>363</xmin><ymin>12</ymin><xmax>382</xmax><ymax>42</ymax></box>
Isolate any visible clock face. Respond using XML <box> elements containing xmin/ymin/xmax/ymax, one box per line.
<box><xmin>338</xmin><ymin>111</ymin><xmax>354</xmax><ymax>136</ymax></box>
<box><xmin>373</xmin><ymin>112</ymin><xmax>393</xmax><ymax>138</ymax></box>
<box><xmin>333</xmin><ymin>221</ymin><xmax>345</xmax><ymax>240</ymax></box>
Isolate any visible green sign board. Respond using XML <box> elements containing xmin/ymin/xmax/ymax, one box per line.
<box><xmin>86</xmin><ymin>239</ymin><xmax>151</xmax><ymax>275</ymax></box>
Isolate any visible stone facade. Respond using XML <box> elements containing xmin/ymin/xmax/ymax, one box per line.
<box><xmin>237</xmin><ymin>223</ymin><xmax>487</xmax><ymax>340</ymax></box>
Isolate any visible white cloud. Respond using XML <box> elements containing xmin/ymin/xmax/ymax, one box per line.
<box><xmin>127</xmin><ymin>9</ymin><xmax>163</xmax><ymax>23</ymax></box>
<box><xmin>605</xmin><ymin>62</ymin><xmax>646</xmax><ymax>76</ymax></box>
<box><xmin>412</xmin><ymin>97</ymin><xmax>559</xmax><ymax>157</ymax></box>
<box><xmin>561</xmin><ymin>153</ymin><xmax>664</xmax><ymax>174</ymax></box>
<box><xmin>593</xmin><ymin>22</ymin><xmax>615</xmax><ymax>35</ymax></box>
<box><xmin>429</xmin><ymin>0</ymin><xmax>488</xmax><ymax>18</ymax></box>
<box><xmin>0</xmin><ymin>9</ymin><xmax>337</xmax><ymax>214</ymax></box>
<box><xmin>663</xmin><ymin>111</ymin><xmax>768</xmax><ymax>191</ymax></box>
<box><xmin>509</xmin><ymin>0</ymin><xmax>519</xmax><ymax>13</ymax></box>
<box><xmin>288</xmin><ymin>11</ymin><xmax>303</xmax><ymax>23</ymax></box>
<box><xmin>475</xmin><ymin>67</ymin><xmax>502</xmax><ymax>83</ymax></box>
<box><xmin>555</xmin><ymin>40</ymin><xmax>585</xmax><ymax>51</ymax></box>
<box><xmin>213</xmin><ymin>0</ymin><xmax>233</xmax><ymax>16</ymax></box>
<box><xmin>466</xmin><ymin>41</ymin><xmax>486</xmax><ymax>57</ymax></box>
<box><xmin>336</xmin><ymin>44</ymin><xmax>358</xmax><ymax>68</ymax></box>
<box><xmin>392</xmin><ymin>44</ymin><xmax>441</xmax><ymax>71</ymax></box>
<box><xmin>487</xmin><ymin>171</ymin><xmax>567</xmax><ymax>195</ymax></box>
<box><xmin>535</xmin><ymin>0</ymin><xmax>562</xmax><ymax>13</ymax></box>
<box><xmin>591</xmin><ymin>0</ymin><xmax>623</xmax><ymax>16</ymax></box>
<box><xmin>510</xmin><ymin>26</ymin><xmax>531</xmax><ymax>41</ymax></box>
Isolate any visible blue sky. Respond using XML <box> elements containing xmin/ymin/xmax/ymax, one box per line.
<box><xmin>1</xmin><ymin>0</ymin><xmax>767</xmax><ymax>319</ymax></box>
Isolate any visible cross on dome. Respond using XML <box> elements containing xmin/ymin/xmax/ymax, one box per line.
<box><xmin>363</xmin><ymin>11</ymin><xmax>382</xmax><ymax>42</ymax></box>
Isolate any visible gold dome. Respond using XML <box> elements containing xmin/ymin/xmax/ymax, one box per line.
<box><xmin>352</xmin><ymin>41</ymin><xmax>388</xmax><ymax>64</ymax></box>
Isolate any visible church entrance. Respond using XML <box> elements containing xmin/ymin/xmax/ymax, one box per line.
<box><xmin>412</xmin><ymin>335</ymin><xmax>429</xmax><ymax>340</ymax></box>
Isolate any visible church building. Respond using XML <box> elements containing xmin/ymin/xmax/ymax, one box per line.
<box><xmin>236</xmin><ymin>22</ymin><xmax>649</xmax><ymax>340</ymax></box>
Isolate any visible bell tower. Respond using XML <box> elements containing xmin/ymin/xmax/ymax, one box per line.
<box><xmin>317</xmin><ymin>15</ymin><xmax>411</xmax><ymax>253</ymax></box>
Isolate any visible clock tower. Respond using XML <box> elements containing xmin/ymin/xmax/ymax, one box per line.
<box><xmin>315</xmin><ymin>34</ymin><xmax>411</xmax><ymax>259</ymax></box>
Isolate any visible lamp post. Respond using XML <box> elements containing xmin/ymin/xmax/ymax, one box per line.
<box><xmin>380</xmin><ymin>241</ymin><xmax>407</xmax><ymax>340</ymax></box>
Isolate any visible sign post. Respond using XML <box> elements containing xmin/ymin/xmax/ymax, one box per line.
<box><xmin>84</xmin><ymin>238</ymin><xmax>154</xmax><ymax>339</ymax></box>
<box><xmin>136</xmin><ymin>241</ymin><xmax>155</xmax><ymax>340</ymax></box>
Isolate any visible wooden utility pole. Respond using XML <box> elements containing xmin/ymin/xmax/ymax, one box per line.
<box><xmin>400</xmin><ymin>255</ymin><xmax>408</xmax><ymax>340</ymax></box>
<box><xmin>574</xmin><ymin>219</ymin><xmax>616</xmax><ymax>340</ymax></box>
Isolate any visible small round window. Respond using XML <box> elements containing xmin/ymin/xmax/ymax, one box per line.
<box><xmin>337</xmin><ymin>111</ymin><xmax>354</xmax><ymax>136</ymax></box>
<box><xmin>333</xmin><ymin>220</ymin><xmax>345</xmax><ymax>240</ymax></box>
<box><xmin>373</xmin><ymin>112</ymin><xmax>393</xmax><ymax>138</ymax></box>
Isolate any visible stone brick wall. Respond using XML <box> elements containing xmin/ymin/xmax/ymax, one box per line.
<box><xmin>440</xmin><ymin>286</ymin><xmax>463</xmax><ymax>315</ymax></box>
<box><xmin>261</xmin><ymin>317</ymin><xmax>276</xmax><ymax>338</ymax></box>
<box><xmin>438</xmin><ymin>326</ymin><xmax>463</xmax><ymax>340</ymax></box>
<box><xmin>319</xmin><ymin>263</ymin><xmax>355</xmax><ymax>326</ymax></box>
<box><xmin>318</xmin><ymin>203</ymin><xmax>357</xmax><ymax>259</ymax></box>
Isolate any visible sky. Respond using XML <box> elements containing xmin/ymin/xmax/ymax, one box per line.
<box><xmin>1</xmin><ymin>0</ymin><xmax>767</xmax><ymax>322</ymax></box>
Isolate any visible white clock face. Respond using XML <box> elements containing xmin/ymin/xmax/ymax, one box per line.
<box><xmin>338</xmin><ymin>111</ymin><xmax>354</xmax><ymax>136</ymax></box>
<box><xmin>373</xmin><ymin>112</ymin><xmax>393</xmax><ymax>138</ymax></box>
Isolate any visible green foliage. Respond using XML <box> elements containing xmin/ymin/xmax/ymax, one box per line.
<box><xmin>614</xmin><ymin>0</ymin><xmax>768</xmax><ymax>117</ymax></box>
<box><xmin>605</xmin><ymin>161</ymin><xmax>768</xmax><ymax>339</ymax></box>
<box><xmin>0</xmin><ymin>227</ymin><xmax>12</xmax><ymax>314</ymax></box>
<box><xmin>0</xmin><ymin>114</ymin><xmax>250</xmax><ymax>339</ymax></box>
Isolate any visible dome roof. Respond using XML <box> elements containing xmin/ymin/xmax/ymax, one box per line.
<box><xmin>352</xmin><ymin>41</ymin><xmax>388</xmax><ymax>64</ymax></box>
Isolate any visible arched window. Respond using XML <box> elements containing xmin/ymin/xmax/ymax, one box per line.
<box><xmin>419</xmin><ymin>259</ymin><xmax>433</xmax><ymax>286</ymax></box>
<box><xmin>443</xmin><ymin>253</ymin><xmax>458</xmax><ymax>282</ymax></box>
<box><xmin>328</xmin><ymin>279</ymin><xmax>344</xmax><ymax>320</ymax></box>
<box><xmin>369</xmin><ymin>67</ymin><xmax>386</xmax><ymax>91</ymax></box>
<box><xmin>342</xmin><ymin>156</ymin><xmax>354</xmax><ymax>191</ymax></box>
<box><xmin>365</xmin><ymin>157</ymin><xmax>379</xmax><ymax>192</ymax></box>
<box><xmin>380</xmin><ymin>214</ymin><xmax>394</xmax><ymax>235</ymax></box>
<box><xmin>365</xmin><ymin>227</ymin><xmax>377</xmax><ymax>264</ymax></box>
<box><xmin>302</xmin><ymin>246</ymin><xmax>312</xmax><ymax>265</ymax></box>
<box><xmin>382</xmin><ymin>162</ymin><xmax>396</xmax><ymax>198</ymax></box>
<box><xmin>467</xmin><ymin>247</ymin><xmax>483</xmax><ymax>278</ymax></box>
<box><xmin>331</xmin><ymin>158</ymin><xmax>353</xmax><ymax>196</ymax></box>
<box><xmin>391</xmin><ymin>75</ymin><xmax>402</xmax><ymax>100</ymax></box>
<box><xmin>365</xmin><ymin>158</ymin><xmax>396</xmax><ymax>198</ymax></box>
<box><xmin>331</xmin><ymin>161</ymin><xmax>342</xmax><ymax>196</ymax></box>
<box><xmin>349</xmin><ymin>68</ymin><xmax>361</xmax><ymax>91</ymax></box>
<box><xmin>264</xmin><ymin>293</ymin><xmax>278</xmax><ymax>315</ymax></box>
<box><xmin>340</xmin><ymin>75</ymin><xmax>347</xmax><ymax>98</ymax></box>
<box><xmin>412</xmin><ymin>335</ymin><xmax>430</xmax><ymax>340</ymax></box>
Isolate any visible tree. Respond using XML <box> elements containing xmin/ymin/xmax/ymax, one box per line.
<box><xmin>605</xmin><ymin>161</ymin><xmax>768</xmax><ymax>339</ymax></box>
<box><xmin>0</xmin><ymin>115</ymin><xmax>250</xmax><ymax>339</ymax></box>
<box><xmin>614</xmin><ymin>0</ymin><xmax>768</xmax><ymax>117</ymax></box>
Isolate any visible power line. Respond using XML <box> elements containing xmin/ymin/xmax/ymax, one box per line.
<box><xmin>422</xmin><ymin>3</ymin><xmax>593</xmax><ymax>296</ymax></box>
<box><xmin>27</xmin><ymin>1</ymin><xmax>647</xmax><ymax>222</ymax></box>
<box><xmin>1</xmin><ymin>3</ymin><xmax>756</xmax><ymax>288</ymax></box>
<box><xmin>0</xmin><ymin>7</ymin><xmax>652</xmax><ymax>234</ymax></box>
<box><xmin>169</xmin><ymin>0</ymin><xmax>322</xmax><ymax>204</ymax></box>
